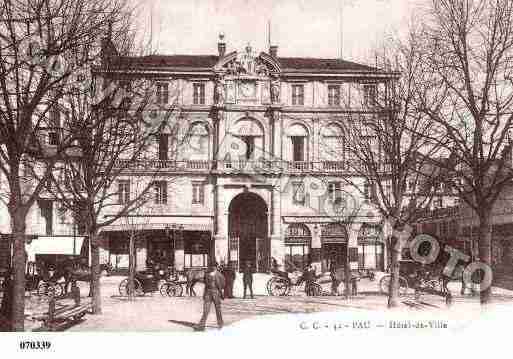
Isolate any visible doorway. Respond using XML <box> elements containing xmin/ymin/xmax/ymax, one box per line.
<box><xmin>228</xmin><ymin>192</ymin><xmax>269</xmax><ymax>272</ymax></box>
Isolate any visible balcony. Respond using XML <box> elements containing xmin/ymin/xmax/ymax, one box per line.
<box><xmin>113</xmin><ymin>159</ymin><xmax>213</xmax><ymax>171</ymax></box>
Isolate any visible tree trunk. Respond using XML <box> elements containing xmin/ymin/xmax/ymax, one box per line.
<box><xmin>89</xmin><ymin>232</ymin><xmax>102</xmax><ymax>314</ymax></box>
<box><xmin>128</xmin><ymin>232</ymin><xmax>135</xmax><ymax>300</ymax></box>
<box><xmin>477</xmin><ymin>211</ymin><xmax>492</xmax><ymax>305</ymax></box>
<box><xmin>388</xmin><ymin>237</ymin><xmax>400</xmax><ymax>308</ymax></box>
<box><xmin>11</xmin><ymin>212</ymin><xmax>27</xmax><ymax>331</ymax></box>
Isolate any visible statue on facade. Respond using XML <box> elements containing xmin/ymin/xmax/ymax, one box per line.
<box><xmin>270</xmin><ymin>74</ymin><xmax>280</xmax><ymax>104</ymax></box>
<box><xmin>214</xmin><ymin>75</ymin><xmax>225</xmax><ymax>105</ymax></box>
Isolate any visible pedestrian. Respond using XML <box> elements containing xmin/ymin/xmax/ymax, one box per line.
<box><xmin>222</xmin><ymin>263</ymin><xmax>236</xmax><ymax>299</ymax></box>
<box><xmin>303</xmin><ymin>263</ymin><xmax>316</xmax><ymax>296</ymax></box>
<box><xmin>242</xmin><ymin>261</ymin><xmax>254</xmax><ymax>299</ymax></box>
<box><xmin>350</xmin><ymin>271</ymin><xmax>359</xmax><ymax>296</ymax></box>
<box><xmin>330</xmin><ymin>263</ymin><xmax>340</xmax><ymax>296</ymax></box>
<box><xmin>0</xmin><ymin>270</ymin><xmax>13</xmax><ymax>331</ymax></box>
<box><xmin>194</xmin><ymin>264</ymin><xmax>225</xmax><ymax>331</ymax></box>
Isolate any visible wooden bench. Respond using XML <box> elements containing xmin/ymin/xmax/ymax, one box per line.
<box><xmin>33</xmin><ymin>303</ymin><xmax>91</xmax><ymax>332</ymax></box>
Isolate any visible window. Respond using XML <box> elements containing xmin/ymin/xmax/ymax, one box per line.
<box><xmin>156</xmin><ymin>82</ymin><xmax>169</xmax><ymax>105</ymax></box>
<box><xmin>158</xmin><ymin>134</ymin><xmax>169</xmax><ymax>161</ymax></box>
<box><xmin>153</xmin><ymin>180</ymin><xmax>167</xmax><ymax>204</ymax></box>
<box><xmin>363</xmin><ymin>181</ymin><xmax>371</xmax><ymax>200</ymax></box>
<box><xmin>48</xmin><ymin>107</ymin><xmax>61</xmax><ymax>145</ymax></box>
<box><xmin>328</xmin><ymin>182</ymin><xmax>342</xmax><ymax>202</ymax></box>
<box><xmin>118</xmin><ymin>180</ymin><xmax>130</xmax><ymax>204</ymax></box>
<box><xmin>192</xmin><ymin>182</ymin><xmax>205</xmax><ymax>204</ymax></box>
<box><xmin>327</xmin><ymin>85</ymin><xmax>341</xmax><ymax>106</ymax></box>
<box><xmin>39</xmin><ymin>199</ymin><xmax>53</xmax><ymax>235</ymax></box>
<box><xmin>363</xmin><ymin>84</ymin><xmax>376</xmax><ymax>107</ymax></box>
<box><xmin>240</xmin><ymin>136</ymin><xmax>255</xmax><ymax>160</ymax></box>
<box><xmin>292</xmin><ymin>181</ymin><xmax>306</xmax><ymax>205</ymax></box>
<box><xmin>193</xmin><ymin>83</ymin><xmax>205</xmax><ymax>105</ymax></box>
<box><xmin>291</xmin><ymin>136</ymin><xmax>305</xmax><ymax>162</ymax></box>
<box><xmin>285</xmin><ymin>224</ymin><xmax>311</xmax><ymax>272</ymax></box>
<box><xmin>291</xmin><ymin>84</ymin><xmax>304</xmax><ymax>105</ymax></box>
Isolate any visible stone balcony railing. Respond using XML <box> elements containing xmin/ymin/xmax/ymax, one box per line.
<box><xmin>111</xmin><ymin>159</ymin><xmax>394</xmax><ymax>175</ymax></box>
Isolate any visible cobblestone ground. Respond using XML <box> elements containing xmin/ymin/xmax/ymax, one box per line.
<box><xmin>14</xmin><ymin>273</ymin><xmax>513</xmax><ymax>332</ymax></box>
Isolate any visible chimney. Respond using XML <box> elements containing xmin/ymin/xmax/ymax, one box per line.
<box><xmin>269</xmin><ymin>45</ymin><xmax>278</xmax><ymax>58</ymax></box>
<box><xmin>218</xmin><ymin>32</ymin><xmax>226</xmax><ymax>58</ymax></box>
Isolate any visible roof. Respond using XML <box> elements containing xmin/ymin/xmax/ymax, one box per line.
<box><xmin>109</xmin><ymin>53</ymin><xmax>378</xmax><ymax>73</ymax></box>
<box><xmin>278</xmin><ymin>57</ymin><xmax>376</xmax><ymax>72</ymax></box>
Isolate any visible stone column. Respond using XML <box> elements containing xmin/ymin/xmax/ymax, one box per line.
<box><xmin>348</xmin><ymin>222</ymin><xmax>362</xmax><ymax>270</ymax></box>
<box><xmin>270</xmin><ymin>185</ymin><xmax>283</xmax><ymax>266</ymax></box>
<box><xmin>310</xmin><ymin>224</ymin><xmax>322</xmax><ymax>273</ymax></box>
<box><xmin>174</xmin><ymin>231</ymin><xmax>185</xmax><ymax>271</ymax></box>
<box><xmin>214</xmin><ymin>184</ymin><xmax>229</xmax><ymax>265</ymax></box>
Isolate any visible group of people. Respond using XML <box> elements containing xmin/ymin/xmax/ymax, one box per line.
<box><xmin>194</xmin><ymin>260</ymin><xmax>254</xmax><ymax>331</ymax></box>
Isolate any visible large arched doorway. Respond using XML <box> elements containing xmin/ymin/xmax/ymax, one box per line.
<box><xmin>228</xmin><ymin>192</ymin><xmax>269</xmax><ymax>272</ymax></box>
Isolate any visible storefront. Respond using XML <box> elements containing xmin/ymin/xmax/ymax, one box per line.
<box><xmin>284</xmin><ymin>224</ymin><xmax>311</xmax><ymax>272</ymax></box>
<box><xmin>320</xmin><ymin>223</ymin><xmax>347</xmax><ymax>272</ymax></box>
<box><xmin>357</xmin><ymin>223</ymin><xmax>384</xmax><ymax>271</ymax></box>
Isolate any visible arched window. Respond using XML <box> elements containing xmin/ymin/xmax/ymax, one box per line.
<box><xmin>284</xmin><ymin>223</ymin><xmax>311</xmax><ymax>272</ymax></box>
<box><xmin>230</xmin><ymin>118</ymin><xmax>264</xmax><ymax>160</ymax></box>
<box><xmin>186</xmin><ymin>122</ymin><xmax>210</xmax><ymax>160</ymax></box>
<box><xmin>286</xmin><ymin>123</ymin><xmax>309</xmax><ymax>163</ymax></box>
<box><xmin>321</xmin><ymin>123</ymin><xmax>344</xmax><ymax>162</ymax></box>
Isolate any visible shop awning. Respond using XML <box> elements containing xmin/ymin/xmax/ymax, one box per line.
<box><xmin>26</xmin><ymin>236</ymin><xmax>85</xmax><ymax>261</ymax></box>
<box><xmin>100</xmin><ymin>216</ymin><xmax>213</xmax><ymax>233</ymax></box>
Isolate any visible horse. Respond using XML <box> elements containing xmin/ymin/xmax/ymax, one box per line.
<box><xmin>179</xmin><ymin>268</ymin><xmax>207</xmax><ymax>296</ymax></box>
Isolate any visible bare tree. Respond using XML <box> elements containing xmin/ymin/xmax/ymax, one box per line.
<box><xmin>336</xmin><ymin>34</ymin><xmax>443</xmax><ymax>308</ymax></box>
<box><xmin>0</xmin><ymin>0</ymin><xmax>132</xmax><ymax>331</ymax></box>
<box><xmin>47</xmin><ymin>66</ymin><xmax>191</xmax><ymax>313</ymax></box>
<box><xmin>415</xmin><ymin>0</ymin><xmax>513</xmax><ymax>304</ymax></box>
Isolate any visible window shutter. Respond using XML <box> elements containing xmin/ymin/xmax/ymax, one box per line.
<box><xmin>162</xmin><ymin>181</ymin><xmax>168</xmax><ymax>204</ymax></box>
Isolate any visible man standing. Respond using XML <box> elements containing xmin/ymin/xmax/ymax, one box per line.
<box><xmin>242</xmin><ymin>261</ymin><xmax>254</xmax><ymax>299</ymax></box>
<box><xmin>222</xmin><ymin>263</ymin><xmax>236</xmax><ymax>299</ymax></box>
<box><xmin>195</xmin><ymin>264</ymin><xmax>225</xmax><ymax>331</ymax></box>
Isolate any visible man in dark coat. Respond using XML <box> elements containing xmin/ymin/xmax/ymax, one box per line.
<box><xmin>195</xmin><ymin>264</ymin><xmax>225</xmax><ymax>331</ymax></box>
<box><xmin>303</xmin><ymin>264</ymin><xmax>316</xmax><ymax>296</ymax></box>
<box><xmin>242</xmin><ymin>261</ymin><xmax>254</xmax><ymax>299</ymax></box>
<box><xmin>222</xmin><ymin>263</ymin><xmax>236</xmax><ymax>299</ymax></box>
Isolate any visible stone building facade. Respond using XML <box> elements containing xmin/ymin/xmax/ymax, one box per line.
<box><xmin>1</xmin><ymin>34</ymin><xmax>398</xmax><ymax>274</ymax></box>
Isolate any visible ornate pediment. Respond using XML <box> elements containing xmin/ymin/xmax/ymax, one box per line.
<box><xmin>214</xmin><ymin>44</ymin><xmax>281</xmax><ymax>76</ymax></box>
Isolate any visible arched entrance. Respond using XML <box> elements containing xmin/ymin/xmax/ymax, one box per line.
<box><xmin>321</xmin><ymin>223</ymin><xmax>348</xmax><ymax>272</ymax></box>
<box><xmin>228</xmin><ymin>192</ymin><xmax>269</xmax><ymax>272</ymax></box>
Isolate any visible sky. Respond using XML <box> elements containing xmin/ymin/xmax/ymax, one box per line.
<box><xmin>133</xmin><ymin>0</ymin><xmax>418</xmax><ymax>65</ymax></box>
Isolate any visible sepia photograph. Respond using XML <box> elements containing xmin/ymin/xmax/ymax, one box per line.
<box><xmin>0</xmin><ymin>0</ymin><xmax>512</xmax><ymax>357</ymax></box>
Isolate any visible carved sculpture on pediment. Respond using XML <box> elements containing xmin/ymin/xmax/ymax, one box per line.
<box><xmin>255</xmin><ymin>58</ymin><xmax>269</xmax><ymax>76</ymax></box>
<box><xmin>270</xmin><ymin>74</ymin><xmax>280</xmax><ymax>104</ymax></box>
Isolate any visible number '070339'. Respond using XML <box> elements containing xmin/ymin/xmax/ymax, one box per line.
<box><xmin>19</xmin><ymin>341</ymin><xmax>51</xmax><ymax>350</ymax></box>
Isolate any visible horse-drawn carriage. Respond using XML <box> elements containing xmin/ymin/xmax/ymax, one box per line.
<box><xmin>118</xmin><ymin>269</ymin><xmax>183</xmax><ymax>297</ymax></box>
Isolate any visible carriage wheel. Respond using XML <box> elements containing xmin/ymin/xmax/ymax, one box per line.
<box><xmin>52</xmin><ymin>283</ymin><xmax>64</xmax><ymax>298</ymax></box>
<box><xmin>268</xmin><ymin>277</ymin><xmax>289</xmax><ymax>296</ymax></box>
<box><xmin>379</xmin><ymin>275</ymin><xmax>391</xmax><ymax>295</ymax></box>
<box><xmin>37</xmin><ymin>282</ymin><xmax>49</xmax><ymax>296</ymax></box>
<box><xmin>119</xmin><ymin>278</ymin><xmax>143</xmax><ymax>296</ymax></box>
<box><xmin>159</xmin><ymin>283</ymin><xmax>170</xmax><ymax>297</ymax></box>
<box><xmin>166</xmin><ymin>283</ymin><xmax>183</xmax><ymax>297</ymax></box>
